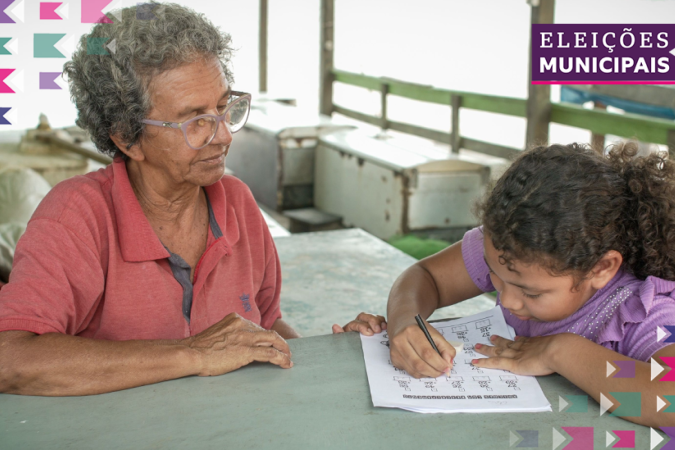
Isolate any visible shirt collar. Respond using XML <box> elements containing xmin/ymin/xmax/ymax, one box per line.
<box><xmin>112</xmin><ymin>160</ymin><xmax>169</xmax><ymax>262</ymax></box>
<box><xmin>111</xmin><ymin>160</ymin><xmax>235</xmax><ymax>262</ymax></box>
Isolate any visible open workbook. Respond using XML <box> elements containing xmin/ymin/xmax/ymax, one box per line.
<box><xmin>360</xmin><ymin>306</ymin><xmax>552</xmax><ymax>413</ymax></box>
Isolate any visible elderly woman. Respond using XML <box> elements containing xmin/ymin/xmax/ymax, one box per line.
<box><xmin>0</xmin><ymin>3</ymin><xmax>298</xmax><ymax>396</ymax></box>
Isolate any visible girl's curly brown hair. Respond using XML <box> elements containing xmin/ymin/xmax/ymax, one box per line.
<box><xmin>476</xmin><ymin>142</ymin><xmax>675</xmax><ymax>281</ymax></box>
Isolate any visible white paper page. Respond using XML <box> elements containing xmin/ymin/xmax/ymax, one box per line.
<box><xmin>361</xmin><ymin>306</ymin><xmax>552</xmax><ymax>413</ymax></box>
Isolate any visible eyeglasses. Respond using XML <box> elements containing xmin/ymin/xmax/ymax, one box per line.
<box><xmin>141</xmin><ymin>91</ymin><xmax>251</xmax><ymax>150</ymax></box>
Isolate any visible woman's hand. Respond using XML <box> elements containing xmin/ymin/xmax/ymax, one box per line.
<box><xmin>388</xmin><ymin>318</ymin><xmax>455</xmax><ymax>378</ymax></box>
<box><xmin>184</xmin><ymin>312</ymin><xmax>293</xmax><ymax>376</ymax></box>
<box><xmin>472</xmin><ymin>334</ymin><xmax>558</xmax><ymax>376</ymax></box>
<box><xmin>332</xmin><ymin>312</ymin><xmax>387</xmax><ymax>336</ymax></box>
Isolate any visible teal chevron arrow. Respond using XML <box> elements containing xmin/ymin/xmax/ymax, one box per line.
<box><xmin>611</xmin><ymin>391</ymin><xmax>641</xmax><ymax>417</ymax></box>
<box><xmin>34</xmin><ymin>33</ymin><xmax>65</xmax><ymax>58</ymax></box>
<box><xmin>0</xmin><ymin>37</ymin><xmax>10</xmax><ymax>55</ymax></box>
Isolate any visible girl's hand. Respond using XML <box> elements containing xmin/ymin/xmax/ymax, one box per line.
<box><xmin>332</xmin><ymin>313</ymin><xmax>387</xmax><ymax>336</ymax></box>
<box><xmin>388</xmin><ymin>319</ymin><xmax>455</xmax><ymax>378</ymax></box>
<box><xmin>472</xmin><ymin>334</ymin><xmax>558</xmax><ymax>376</ymax></box>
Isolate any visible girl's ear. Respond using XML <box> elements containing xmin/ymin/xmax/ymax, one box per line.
<box><xmin>589</xmin><ymin>250</ymin><xmax>623</xmax><ymax>290</ymax></box>
<box><xmin>110</xmin><ymin>133</ymin><xmax>145</xmax><ymax>162</ymax></box>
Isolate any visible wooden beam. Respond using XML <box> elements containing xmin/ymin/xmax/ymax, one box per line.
<box><xmin>451</xmin><ymin>94</ymin><xmax>462</xmax><ymax>153</ymax></box>
<box><xmin>461</xmin><ymin>138</ymin><xmax>521</xmax><ymax>160</ymax></box>
<box><xmin>590</xmin><ymin>101</ymin><xmax>606</xmax><ymax>153</ymax></box>
<box><xmin>380</xmin><ymin>82</ymin><xmax>389</xmax><ymax>130</ymax></box>
<box><xmin>333</xmin><ymin>104</ymin><xmax>522</xmax><ymax>159</ymax></box>
<box><xmin>551</xmin><ymin>103</ymin><xmax>675</xmax><ymax>145</ymax></box>
<box><xmin>258</xmin><ymin>0</ymin><xmax>268</xmax><ymax>93</ymax></box>
<box><xmin>319</xmin><ymin>0</ymin><xmax>334</xmax><ymax>116</ymax></box>
<box><xmin>525</xmin><ymin>0</ymin><xmax>555</xmax><ymax>148</ymax></box>
<box><xmin>333</xmin><ymin>105</ymin><xmax>381</xmax><ymax>128</ymax></box>
<box><xmin>333</xmin><ymin>70</ymin><xmax>527</xmax><ymax>117</ymax></box>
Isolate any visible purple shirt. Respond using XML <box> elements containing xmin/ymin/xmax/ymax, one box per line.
<box><xmin>461</xmin><ymin>227</ymin><xmax>675</xmax><ymax>361</ymax></box>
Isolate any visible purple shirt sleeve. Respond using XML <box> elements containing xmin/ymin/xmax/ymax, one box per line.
<box><xmin>460</xmin><ymin>227</ymin><xmax>495</xmax><ymax>293</ymax></box>
<box><xmin>618</xmin><ymin>293</ymin><xmax>675</xmax><ymax>362</ymax></box>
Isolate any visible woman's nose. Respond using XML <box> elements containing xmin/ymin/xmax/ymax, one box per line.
<box><xmin>212</xmin><ymin>119</ymin><xmax>233</xmax><ymax>147</ymax></box>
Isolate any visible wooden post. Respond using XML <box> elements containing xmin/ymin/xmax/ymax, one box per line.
<box><xmin>259</xmin><ymin>0</ymin><xmax>268</xmax><ymax>93</ymax></box>
<box><xmin>525</xmin><ymin>0</ymin><xmax>555</xmax><ymax>149</ymax></box>
<box><xmin>590</xmin><ymin>101</ymin><xmax>607</xmax><ymax>153</ymax></box>
<box><xmin>451</xmin><ymin>94</ymin><xmax>462</xmax><ymax>153</ymax></box>
<box><xmin>668</xmin><ymin>129</ymin><xmax>675</xmax><ymax>159</ymax></box>
<box><xmin>380</xmin><ymin>82</ymin><xmax>389</xmax><ymax>130</ymax></box>
<box><xmin>319</xmin><ymin>0</ymin><xmax>335</xmax><ymax>116</ymax></box>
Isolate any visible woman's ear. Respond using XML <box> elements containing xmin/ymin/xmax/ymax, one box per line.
<box><xmin>109</xmin><ymin>134</ymin><xmax>145</xmax><ymax>162</ymax></box>
<box><xmin>589</xmin><ymin>250</ymin><xmax>623</xmax><ymax>290</ymax></box>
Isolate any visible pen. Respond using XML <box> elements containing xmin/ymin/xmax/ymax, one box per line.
<box><xmin>414</xmin><ymin>314</ymin><xmax>441</xmax><ymax>356</ymax></box>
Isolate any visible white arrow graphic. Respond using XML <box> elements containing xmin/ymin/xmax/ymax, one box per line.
<box><xmin>8</xmin><ymin>0</ymin><xmax>24</xmax><ymax>23</ymax></box>
<box><xmin>559</xmin><ymin>395</ymin><xmax>569</xmax><ymax>412</ymax></box>
<box><xmin>6</xmin><ymin>69</ymin><xmax>24</xmax><ymax>93</ymax></box>
<box><xmin>657</xmin><ymin>395</ymin><xmax>668</xmax><ymax>412</ymax></box>
<box><xmin>657</xmin><ymin>326</ymin><xmax>669</xmax><ymax>342</ymax></box>
<box><xmin>600</xmin><ymin>393</ymin><xmax>613</xmax><ymax>416</ymax></box>
<box><xmin>56</xmin><ymin>2</ymin><xmax>69</xmax><ymax>20</ymax></box>
<box><xmin>510</xmin><ymin>431</ymin><xmax>520</xmax><ymax>447</ymax></box>
<box><xmin>552</xmin><ymin>428</ymin><xmax>566</xmax><ymax>450</ymax></box>
<box><xmin>652</xmin><ymin>358</ymin><xmax>665</xmax><ymax>381</ymax></box>
<box><xmin>606</xmin><ymin>430</ymin><xmax>616</xmax><ymax>448</ymax></box>
<box><xmin>6</xmin><ymin>37</ymin><xmax>18</xmax><ymax>55</ymax></box>
<box><xmin>651</xmin><ymin>427</ymin><xmax>664</xmax><ymax>450</ymax></box>
<box><xmin>606</xmin><ymin>361</ymin><xmax>616</xmax><ymax>377</ymax></box>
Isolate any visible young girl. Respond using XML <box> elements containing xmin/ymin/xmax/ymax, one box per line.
<box><xmin>333</xmin><ymin>142</ymin><xmax>675</xmax><ymax>428</ymax></box>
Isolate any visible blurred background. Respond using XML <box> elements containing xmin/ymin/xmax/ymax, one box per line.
<box><xmin>1</xmin><ymin>0</ymin><xmax>675</xmax><ymax>333</ymax></box>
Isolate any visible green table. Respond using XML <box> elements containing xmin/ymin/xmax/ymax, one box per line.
<box><xmin>0</xmin><ymin>333</ymin><xmax>656</xmax><ymax>450</ymax></box>
<box><xmin>275</xmin><ymin>228</ymin><xmax>496</xmax><ymax>336</ymax></box>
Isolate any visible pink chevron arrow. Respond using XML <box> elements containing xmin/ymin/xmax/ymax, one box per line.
<box><xmin>562</xmin><ymin>427</ymin><xmax>593</xmax><ymax>450</ymax></box>
<box><xmin>0</xmin><ymin>68</ymin><xmax>15</xmax><ymax>93</ymax></box>
<box><xmin>612</xmin><ymin>430</ymin><xmax>635</xmax><ymax>448</ymax></box>
<box><xmin>40</xmin><ymin>2</ymin><xmax>62</xmax><ymax>20</ymax></box>
<box><xmin>660</xmin><ymin>357</ymin><xmax>675</xmax><ymax>382</ymax></box>
<box><xmin>81</xmin><ymin>0</ymin><xmax>112</xmax><ymax>23</ymax></box>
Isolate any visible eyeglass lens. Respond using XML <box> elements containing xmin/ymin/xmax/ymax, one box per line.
<box><xmin>185</xmin><ymin>96</ymin><xmax>250</xmax><ymax>149</ymax></box>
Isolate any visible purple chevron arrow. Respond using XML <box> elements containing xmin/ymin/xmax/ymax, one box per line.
<box><xmin>613</xmin><ymin>360</ymin><xmax>636</xmax><ymax>378</ymax></box>
<box><xmin>0</xmin><ymin>0</ymin><xmax>15</xmax><ymax>23</ymax></box>
<box><xmin>661</xmin><ymin>428</ymin><xmax>675</xmax><ymax>450</ymax></box>
<box><xmin>39</xmin><ymin>72</ymin><xmax>61</xmax><ymax>89</ymax></box>
<box><xmin>0</xmin><ymin>107</ymin><xmax>11</xmax><ymax>124</ymax></box>
<box><xmin>666</xmin><ymin>326</ymin><xmax>675</xmax><ymax>343</ymax></box>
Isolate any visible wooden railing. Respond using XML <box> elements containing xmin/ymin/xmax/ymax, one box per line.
<box><xmin>329</xmin><ymin>69</ymin><xmax>675</xmax><ymax>159</ymax></box>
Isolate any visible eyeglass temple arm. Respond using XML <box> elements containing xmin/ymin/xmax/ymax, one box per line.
<box><xmin>141</xmin><ymin>119</ymin><xmax>181</xmax><ymax>128</ymax></box>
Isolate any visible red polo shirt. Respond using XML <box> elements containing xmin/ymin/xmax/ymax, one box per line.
<box><xmin>0</xmin><ymin>160</ymin><xmax>282</xmax><ymax>340</ymax></box>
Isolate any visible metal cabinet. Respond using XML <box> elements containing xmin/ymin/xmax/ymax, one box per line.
<box><xmin>227</xmin><ymin>101</ymin><xmax>353</xmax><ymax>211</ymax></box>
<box><xmin>314</xmin><ymin>130</ymin><xmax>509</xmax><ymax>241</ymax></box>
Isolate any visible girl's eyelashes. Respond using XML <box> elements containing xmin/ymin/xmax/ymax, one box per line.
<box><xmin>522</xmin><ymin>291</ymin><xmax>541</xmax><ymax>299</ymax></box>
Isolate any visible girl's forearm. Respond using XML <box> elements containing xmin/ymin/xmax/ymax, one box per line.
<box><xmin>547</xmin><ymin>333</ymin><xmax>674</xmax><ymax>428</ymax></box>
<box><xmin>386</xmin><ymin>264</ymin><xmax>441</xmax><ymax>334</ymax></box>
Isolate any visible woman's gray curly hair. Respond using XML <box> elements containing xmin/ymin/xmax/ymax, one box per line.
<box><xmin>63</xmin><ymin>2</ymin><xmax>234</xmax><ymax>159</ymax></box>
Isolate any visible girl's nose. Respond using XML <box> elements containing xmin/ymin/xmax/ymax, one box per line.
<box><xmin>498</xmin><ymin>285</ymin><xmax>523</xmax><ymax>311</ymax></box>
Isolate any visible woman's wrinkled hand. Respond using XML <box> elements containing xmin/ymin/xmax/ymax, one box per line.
<box><xmin>183</xmin><ymin>312</ymin><xmax>293</xmax><ymax>377</ymax></box>
<box><xmin>332</xmin><ymin>312</ymin><xmax>387</xmax><ymax>336</ymax></box>
<box><xmin>472</xmin><ymin>334</ymin><xmax>557</xmax><ymax>376</ymax></box>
